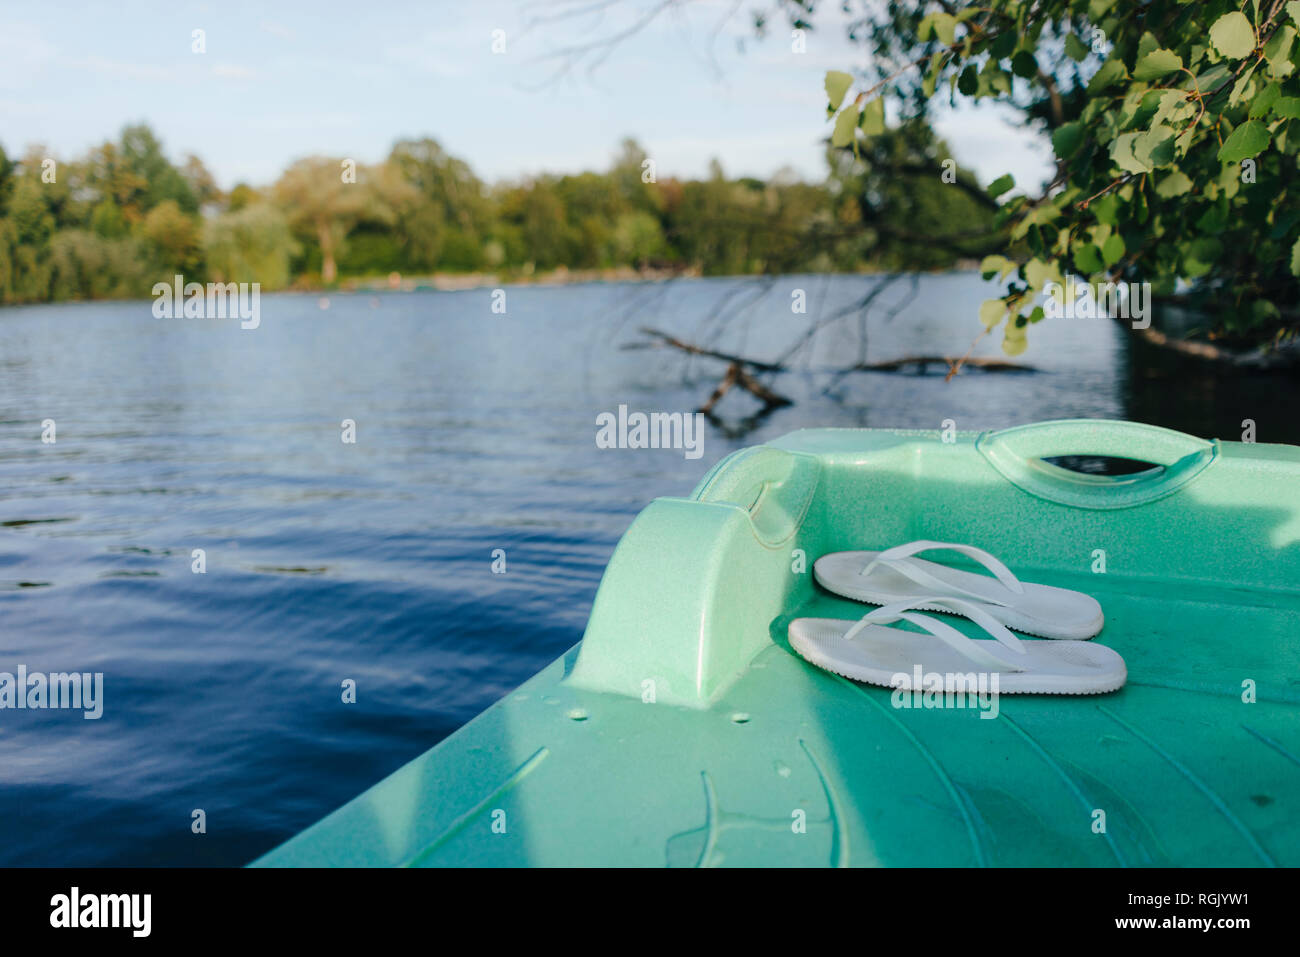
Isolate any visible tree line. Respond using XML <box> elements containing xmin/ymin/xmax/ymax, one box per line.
<box><xmin>0</xmin><ymin>123</ymin><xmax>997</xmax><ymax>304</ymax></box>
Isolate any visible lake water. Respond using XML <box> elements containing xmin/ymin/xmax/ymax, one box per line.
<box><xmin>1</xmin><ymin>273</ymin><xmax>1297</xmax><ymax>865</ymax></box>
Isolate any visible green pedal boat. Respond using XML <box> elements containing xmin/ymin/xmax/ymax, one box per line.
<box><xmin>254</xmin><ymin>419</ymin><xmax>1300</xmax><ymax>867</ymax></box>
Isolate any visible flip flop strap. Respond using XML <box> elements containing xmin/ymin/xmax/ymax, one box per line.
<box><xmin>860</xmin><ymin>540</ymin><xmax>1025</xmax><ymax>608</ymax></box>
<box><xmin>842</xmin><ymin>596</ymin><xmax>1028</xmax><ymax>672</ymax></box>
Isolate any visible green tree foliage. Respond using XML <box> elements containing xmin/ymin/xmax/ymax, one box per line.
<box><xmin>49</xmin><ymin>232</ymin><xmax>152</xmax><ymax>300</ymax></box>
<box><xmin>823</xmin><ymin>120</ymin><xmax>1001</xmax><ymax>270</ymax></box>
<box><xmin>0</xmin><ymin>143</ymin><xmax>15</xmax><ymax>215</ymax></box>
<box><xmin>612</xmin><ymin>210</ymin><xmax>667</xmax><ymax>266</ymax></box>
<box><xmin>141</xmin><ymin>200</ymin><xmax>202</xmax><ymax>275</ymax></box>
<box><xmin>274</xmin><ymin>157</ymin><xmax>373</xmax><ymax>284</ymax></box>
<box><xmin>4</xmin><ymin>178</ymin><xmax>57</xmax><ymax>301</ymax></box>
<box><xmin>119</xmin><ymin>125</ymin><xmax>199</xmax><ymax>214</ymax></box>
<box><xmin>818</xmin><ymin>0</ymin><xmax>1300</xmax><ymax>353</ymax></box>
<box><xmin>0</xmin><ymin>117</ymin><xmax>998</xmax><ymax>304</ymax></box>
<box><xmin>388</xmin><ymin>138</ymin><xmax>491</xmax><ymax>270</ymax></box>
<box><xmin>203</xmin><ymin>203</ymin><xmax>298</xmax><ymax>289</ymax></box>
<box><xmin>0</xmin><ymin>127</ymin><xmax>221</xmax><ymax>303</ymax></box>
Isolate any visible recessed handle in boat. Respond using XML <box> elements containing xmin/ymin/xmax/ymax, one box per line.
<box><xmin>976</xmin><ymin>419</ymin><xmax>1218</xmax><ymax>510</ymax></box>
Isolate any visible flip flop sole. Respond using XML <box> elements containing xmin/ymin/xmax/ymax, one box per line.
<box><xmin>788</xmin><ymin>617</ymin><xmax>1127</xmax><ymax>695</ymax></box>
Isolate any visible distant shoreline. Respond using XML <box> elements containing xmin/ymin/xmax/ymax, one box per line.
<box><xmin>313</xmin><ymin>259</ymin><xmax>988</xmax><ymax>294</ymax></box>
<box><xmin>332</xmin><ymin>264</ymin><xmax>697</xmax><ymax>293</ymax></box>
<box><xmin>0</xmin><ymin>260</ymin><xmax>992</xmax><ymax>308</ymax></box>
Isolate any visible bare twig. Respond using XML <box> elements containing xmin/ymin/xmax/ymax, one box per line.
<box><xmin>625</xmin><ymin>327</ymin><xmax>786</xmax><ymax>371</ymax></box>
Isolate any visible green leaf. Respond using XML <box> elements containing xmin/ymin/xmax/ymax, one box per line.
<box><xmin>1264</xmin><ymin>24</ymin><xmax>1296</xmax><ymax>78</ymax></box>
<box><xmin>1025</xmin><ymin>258</ymin><xmax>1062</xmax><ymax>291</ymax></box>
<box><xmin>1152</xmin><ymin>90</ymin><xmax>1195</xmax><ymax>127</ymax></box>
<box><xmin>1117</xmin><ymin>87</ymin><xmax>1147</xmax><ymax>129</ymax></box>
<box><xmin>1197</xmin><ymin>198</ymin><xmax>1229</xmax><ymax>233</ymax></box>
<box><xmin>1087</xmin><ymin>57</ymin><xmax>1128</xmax><ymax>94</ymax></box>
<box><xmin>979</xmin><ymin>298</ymin><xmax>1007</xmax><ymax>329</ymax></box>
<box><xmin>1216</xmin><ymin>163</ymin><xmax>1242</xmax><ymax>198</ymax></box>
<box><xmin>1133</xmin><ymin>182</ymin><xmax>1149</xmax><ymax>223</ymax></box>
<box><xmin>1110</xmin><ymin>132</ymin><xmax>1151</xmax><ymax>173</ymax></box>
<box><xmin>1137</xmin><ymin>32</ymin><xmax>1159</xmax><ymax>61</ymax></box>
<box><xmin>922</xmin><ymin>51</ymin><xmax>944</xmax><ymax>98</ymax></box>
<box><xmin>1001</xmin><ymin>328</ymin><xmax>1028</xmax><ymax>357</ymax></box>
<box><xmin>1195</xmin><ymin>62</ymin><xmax>1233</xmax><ymax>90</ymax></box>
<box><xmin>1270</xmin><ymin>210</ymin><xmax>1300</xmax><ymax>240</ymax></box>
<box><xmin>1091</xmin><ymin>193</ymin><xmax>1121</xmax><ymax>225</ymax></box>
<box><xmin>932</xmin><ymin>13</ymin><xmax>958</xmax><ymax>45</ymax></box>
<box><xmin>1134</xmin><ymin>48</ymin><xmax>1183</xmax><ymax>81</ymax></box>
<box><xmin>979</xmin><ymin>254</ymin><xmax>1017</xmax><ymax>281</ymax></box>
<box><xmin>1217</xmin><ymin>119</ymin><xmax>1271</xmax><ymax>162</ymax></box>
<box><xmin>1290</xmin><ymin>1</ymin><xmax>1300</xmax><ymax>25</ymax></box>
<box><xmin>1052</xmin><ymin>121</ymin><xmax>1085</xmax><ymax>158</ymax></box>
<box><xmin>1229</xmin><ymin>63</ymin><xmax>1259</xmax><ymax>106</ymax></box>
<box><xmin>920</xmin><ymin>12</ymin><xmax>958</xmax><ymax>45</ymax></box>
<box><xmin>1156</xmin><ymin>170</ymin><xmax>1193</xmax><ymax>197</ymax></box>
<box><xmin>957</xmin><ymin>64</ymin><xmax>978</xmax><ymax>96</ymax></box>
<box><xmin>1027</xmin><ymin>203</ymin><xmax>1061</xmax><ymax>228</ymax></box>
<box><xmin>858</xmin><ymin>97</ymin><xmax>885</xmax><ymax>135</ymax></box>
<box><xmin>987</xmin><ymin>173</ymin><xmax>1016</xmax><ymax>198</ymax></box>
<box><xmin>1074</xmin><ymin>243</ymin><xmax>1104</xmax><ymax>274</ymax></box>
<box><xmin>990</xmin><ymin>31</ymin><xmax>1016</xmax><ymax>60</ymax></box>
<box><xmin>1090</xmin><ymin>0</ymin><xmax>1117</xmax><ymax>21</ymax></box>
<box><xmin>1065</xmin><ymin>33</ymin><xmax>1089</xmax><ymax>62</ymax></box>
<box><xmin>824</xmin><ymin>71</ymin><xmax>853</xmax><ymax>111</ymax></box>
<box><xmin>831</xmin><ymin>105</ymin><xmax>859</xmax><ymax>148</ymax></box>
<box><xmin>1101</xmin><ymin>233</ymin><xmax>1126</xmax><ymax>266</ymax></box>
<box><xmin>1274</xmin><ymin>96</ymin><xmax>1300</xmax><ymax>118</ymax></box>
<box><xmin>1187</xmin><ymin>238</ymin><xmax>1224</xmax><ymax>275</ymax></box>
<box><xmin>1209</xmin><ymin>11</ymin><xmax>1256</xmax><ymax>60</ymax></box>
<box><xmin>1011</xmin><ymin>50</ymin><xmax>1039</xmax><ymax>78</ymax></box>
<box><xmin>1291</xmin><ymin>236</ymin><xmax>1300</xmax><ymax>276</ymax></box>
<box><xmin>1250</xmin><ymin>82</ymin><xmax>1281</xmax><ymax>118</ymax></box>
<box><xmin>1134</xmin><ymin>126</ymin><xmax>1175</xmax><ymax>168</ymax></box>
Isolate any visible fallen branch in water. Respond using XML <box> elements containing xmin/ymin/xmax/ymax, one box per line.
<box><xmin>698</xmin><ymin>361</ymin><xmax>794</xmax><ymax>414</ymax></box>
<box><xmin>1122</xmin><ymin>320</ymin><xmax>1300</xmax><ymax>371</ymax></box>
<box><xmin>623</xmin><ymin>328</ymin><xmax>787</xmax><ymax>372</ymax></box>
<box><xmin>627</xmin><ymin>322</ymin><xmax>1033</xmax><ymax>415</ymax></box>
<box><xmin>857</xmin><ymin>355</ymin><xmax>1035</xmax><ymax>374</ymax></box>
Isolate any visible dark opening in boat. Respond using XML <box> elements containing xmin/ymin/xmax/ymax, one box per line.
<box><xmin>1041</xmin><ymin>455</ymin><xmax>1164</xmax><ymax>477</ymax></box>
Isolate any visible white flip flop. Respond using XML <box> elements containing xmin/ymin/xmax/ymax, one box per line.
<box><xmin>814</xmin><ymin>540</ymin><xmax>1104</xmax><ymax>640</ymax></box>
<box><xmin>788</xmin><ymin>597</ymin><xmax>1126</xmax><ymax>695</ymax></box>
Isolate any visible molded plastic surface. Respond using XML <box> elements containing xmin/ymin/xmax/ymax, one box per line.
<box><xmin>256</xmin><ymin>420</ymin><xmax>1300</xmax><ymax>867</ymax></box>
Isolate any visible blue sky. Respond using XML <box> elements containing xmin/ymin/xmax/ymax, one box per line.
<box><xmin>0</xmin><ymin>0</ymin><xmax>1053</xmax><ymax>191</ymax></box>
